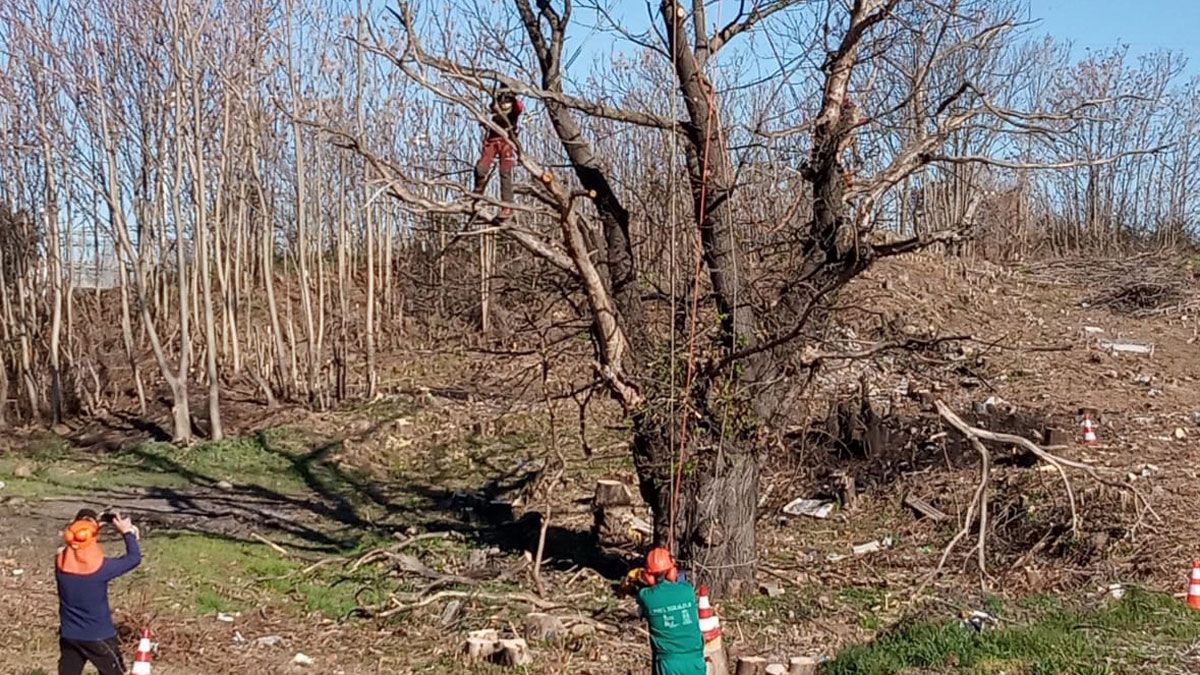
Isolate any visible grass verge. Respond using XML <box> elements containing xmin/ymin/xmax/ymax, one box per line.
<box><xmin>824</xmin><ymin>587</ymin><xmax>1200</xmax><ymax>674</ymax></box>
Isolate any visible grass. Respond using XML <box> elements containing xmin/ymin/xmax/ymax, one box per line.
<box><xmin>134</xmin><ymin>531</ymin><xmax>389</xmax><ymax>619</ymax></box>
<box><xmin>0</xmin><ymin>428</ymin><xmax>340</xmax><ymax>498</ymax></box>
<box><xmin>823</xmin><ymin>587</ymin><xmax>1200</xmax><ymax>674</ymax></box>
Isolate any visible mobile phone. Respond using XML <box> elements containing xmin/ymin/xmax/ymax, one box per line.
<box><xmin>99</xmin><ymin>512</ymin><xmax>116</xmax><ymax>524</ymax></box>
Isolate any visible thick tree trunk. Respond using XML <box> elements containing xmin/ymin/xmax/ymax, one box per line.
<box><xmin>633</xmin><ymin>401</ymin><xmax>760</xmax><ymax>596</ymax></box>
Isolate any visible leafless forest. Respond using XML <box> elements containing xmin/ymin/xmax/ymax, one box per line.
<box><xmin>2</xmin><ymin>0</ymin><xmax>1197</xmax><ymax>593</ymax></box>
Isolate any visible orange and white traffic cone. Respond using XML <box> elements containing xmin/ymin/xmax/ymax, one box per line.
<box><xmin>1081</xmin><ymin>415</ymin><xmax>1098</xmax><ymax>446</ymax></box>
<box><xmin>1188</xmin><ymin>561</ymin><xmax>1200</xmax><ymax>610</ymax></box>
<box><xmin>131</xmin><ymin>628</ymin><xmax>154</xmax><ymax>674</ymax></box>
<box><xmin>696</xmin><ymin>585</ymin><xmax>722</xmax><ymax>643</ymax></box>
<box><xmin>697</xmin><ymin>585</ymin><xmax>730</xmax><ymax>675</ymax></box>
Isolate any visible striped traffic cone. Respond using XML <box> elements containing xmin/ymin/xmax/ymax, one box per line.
<box><xmin>131</xmin><ymin>628</ymin><xmax>154</xmax><ymax>674</ymax></box>
<box><xmin>1081</xmin><ymin>415</ymin><xmax>1098</xmax><ymax>446</ymax></box>
<box><xmin>696</xmin><ymin>585</ymin><xmax>722</xmax><ymax>642</ymax></box>
<box><xmin>1188</xmin><ymin>561</ymin><xmax>1200</xmax><ymax>610</ymax></box>
<box><xmin>696</xmin><ymin>586</ymin><xmax>729</xmax><ymax>675</ymax></box>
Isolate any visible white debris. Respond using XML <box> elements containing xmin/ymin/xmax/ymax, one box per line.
<box><xmin>11</xmin><ymin>569</ymin><xmax>23</xmax><ymax>576</ymax></box>
<box><xmin>291</xmin><ymin>653</ymin><xmax>315</xmax><ymax>666</ymax></box>
<box><xmin>852</xmin><ymin>537</ymin><xmax>894</xmax><ymax>556</ymax></box>
<box><xmin>254</xmin><ymin>635</ymin><xmax>284</xmax><ymax>648</ymax></box>
<box><xmin>1098</xmin><ymin>339</ymin><xmax>1154</xmax><ymax>356</ymax></box>
<box><xmin>216</xmin><ymin>612</ymin><xmax>235</xmax><ymax>623</ymax></box>
<box><xmin>1107</xmin><ymin>583</ymin><xmax>1125</xmax><ymax>600</ymax></box>
<box><xmin>1175</xmin><ymin>428</ymin><xmax>1188</xmax><ymax>440</ymax></box>
<box><xmin>782</xmin><ymin>498</ymin><xmax>835</xmax><ymax>519</ymax></box>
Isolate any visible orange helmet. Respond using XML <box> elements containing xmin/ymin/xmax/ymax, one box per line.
<box><xmin>642</xmin><ymin>547</ymin><xmax>678</xmax><ymax>585</ymax></box>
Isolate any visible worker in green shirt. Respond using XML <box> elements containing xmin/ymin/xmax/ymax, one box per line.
<box><xmin>635</xmin><ymin>547</ymin><xmax>706</xmax><ymax>675</ymax></box>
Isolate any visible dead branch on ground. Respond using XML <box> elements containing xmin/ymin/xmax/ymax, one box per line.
<box><xmin>918</xmin><ymin>400</ymin><xmax>1154</xmax><ymax>595</ymax></box>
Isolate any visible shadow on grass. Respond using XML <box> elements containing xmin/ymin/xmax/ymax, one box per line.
<box><xmin>34</xmin><ymin>416</ymin><xmax>631</xmax><ymax>579</ymax></box>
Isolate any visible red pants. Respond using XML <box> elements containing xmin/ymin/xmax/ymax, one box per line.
<box><xmin>474</xmin><ymin>138</ymin><xmax>515</xmax><ymax>203</ymax></box>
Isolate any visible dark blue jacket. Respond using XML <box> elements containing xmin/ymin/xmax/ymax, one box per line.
<box><xmin>56</xmin><ymin>533</ymin><xmax>142</xmax><ymax>641</ymax></box>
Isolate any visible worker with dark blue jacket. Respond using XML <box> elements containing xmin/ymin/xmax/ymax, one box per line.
<box><xmin>54</xmin><ymin>509</ymin><xmax>141</xmax><ymax>675</ymax></box>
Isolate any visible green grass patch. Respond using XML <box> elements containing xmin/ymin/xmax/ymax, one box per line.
<box><xmin>824</xmin><ymin>587</ymin><xmax>1200</xmax><ymax>674</ymax></box>
<box><xmin>135</xmin><ymin>532</ymin><xmax>385</xmax><ymax>619</ymax></box>
<box><xmin>0</xmin><ymin>428</ymin><xmax>353</xmax><ymax>498</ymax></box>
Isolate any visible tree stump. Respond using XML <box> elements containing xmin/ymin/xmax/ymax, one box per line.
<box><xmin>491</xmin><ymin>638</ymin><xmax>531</xmax><ymax>667</ymax></box>
<box><xmin>736</xmin><ymin>656</ymin><xmax>767</xmax><ymax>675</ymax></box>
<box><xmin>704</xmin><ymin>636</ymin><xmax>731</xmax><ymax>675</ymax></box>
<box><xmin>592</xmin><ymin>480</ymin><xmax>649</xmax><ymax>547</ymax></box>
<box><xmin>788</xmin><ymin>657</ymin><xmax>818</xmax><ymax>675</ymax></box>
<box><xmin>523</xmin><ymin>612</ymin><xmax>565</xmax><ymax>643</ymax></box>
<box><xmin>594</xmin><ymin>479</ymin><xmax>633</xmax><ymax>507</ymax></box>
<box><xmin>765</xmin><ymin>665</ymin><xmax>788</xmax><ymax>675</ymax></box>
<box><xmin>464</xmin><ymin>629</ymin><xmax>500</xmax><ymax>661</ymax></box>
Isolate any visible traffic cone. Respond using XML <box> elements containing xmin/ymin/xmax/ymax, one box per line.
<box><xmin>131</xmin><ymin>628</ymin><xmax>154</xmax><ymax>675</ymax></box>
<box><xmin>1081</xmin><ymin>415</ymin><xmax>1098</xmax><ymax>445</ymax></box>
<box><xmin>1188</xmin><ymin>561</ymin><xmax>1200</xmax><ymax>610</ymax></box>
<box><xmin>696</xmin><ymin>585</ymin><xmax>722</xmax><ymax>642</ymax></box>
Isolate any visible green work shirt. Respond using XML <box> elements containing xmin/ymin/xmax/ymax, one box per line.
<box><xmin>636</xmin><ymin>579</ymin><xmax>706</xmax><ymax>675</ymax></box>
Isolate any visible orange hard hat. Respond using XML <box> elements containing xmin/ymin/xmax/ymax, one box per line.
<box><xmin>645</xmin><ymin>547</ymin><xmax>675</xmax><ymax>576</ymax></box>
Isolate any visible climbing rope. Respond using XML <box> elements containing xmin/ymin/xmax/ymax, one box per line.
<box><xmin>666</xmin><ymin>0</ymin><xmax>725</xmax><ymax>556</ymax></box>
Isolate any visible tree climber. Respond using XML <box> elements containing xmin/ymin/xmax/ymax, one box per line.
<box><xmin>473</xmin><ymin>86</ymin><xmax>524</xmax><ymax>221</ymax></box>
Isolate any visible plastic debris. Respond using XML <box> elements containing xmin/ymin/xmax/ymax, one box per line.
<box><xmin>254</xmin><ymin>635</ymin><xmax>284</xmax><ymax>648</ymax></box>
<box><xmin>852</xmin><ymin>536</ymin><xmax>894</xmax><ymax>556</ymax></box>
<box><xmin>216</xmin><ymin>612</ymin><xmax>235</xmax><ymax>623</ymax></box>
<box><xmin>961</xmin><ymin>610</ymin><xmax>996</xmax><ymax>632</ymax></box>
<box><xmin>782</xmin><ymin>498</ymin><xmax>835</xmax><ymax>519</ymax></box>
<box><xmin>291</xmin><ymin>653</ymin><xmax>315</xmax><ymax>666</ymax></box>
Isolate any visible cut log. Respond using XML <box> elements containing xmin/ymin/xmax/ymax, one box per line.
<box><xmin>788</xmin><ymin>657</ymin><xmax>818</xmax><ymax>675</ymax></box>
<box><xmin>491</xmin><ymin>638</ymin><xmax>531</xmax><ymax>667</ymax></box>
<box><xmin>523</xmin><ymin>612</ymin><xmax>565</xmax><ymax>643</ymax></box>
<box><xmin>904</xmin><ymin>494</ymin><xmax>949</xmax><ymax>522</ymax></box>
<box><xmin>765</xmin><ymin>665</ymin><xmax>788</xmax><ymax>675</ymax></box>
<box><xmin>736</xmin><ymin>656</ymin><xmax>767</xmax><ymax>675</ymax></box>
<box><xmin>594</xmin><ymin>479</ymin><xmax>633</xmax><ymax>507</ymax></box>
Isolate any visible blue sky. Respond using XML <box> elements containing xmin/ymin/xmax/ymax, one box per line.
<box><xmin>1032</xmin><ymin>0</ymin><xmax>1200</xmax><ymax>73</ymax></box>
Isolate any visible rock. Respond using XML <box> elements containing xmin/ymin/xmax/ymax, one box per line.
<box><xmin>758</xmin><ymin>581</ymin><xmax>785</xmax><ymax>598</ymax></box>
<box><xmin>1175</xmin><ymin>428</ymin><xmax>1188</xmax><ymax>440</ymax></box>
<box><xmin>439</xmin><ymin>600</ymin><xmax>463</xmax><ymax>627</ymax></box>
<box><xmin>291</xmin><ymin>653</ymin><xmax>315</xmax><ymax>666</ymax></box>
<box><xmin>0</xmin><ymin>481</ymin><xmax>5</xmax><ymax>490</ymax></box>
<box><xmin>215</xmin><ymin>480</ymin><xmax>234</xmax><ymax>491</ymax></box>
<box><xmin>13</xmin><ymin>464</ymin><xmax>33</xmax><ymax>479</ymax></box>
<box><xmin>523</xmin><ymin>612</ymin><xmax>565</xmax><ymax>643</ymax></box>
